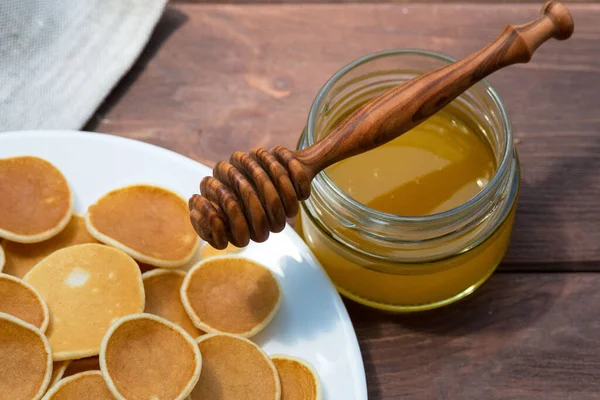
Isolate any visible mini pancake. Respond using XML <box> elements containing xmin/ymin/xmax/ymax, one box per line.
<box><xmin>23</xmin><ymin>243</ymin><xmax>145</xmax><ymax>361</ymax></box>
<box><xmin>181</xmin><ymin>256</ymin><xmax>282</xmax><ymax>338</ymax></box>
<box><xmin>2</xmin><ymin>215</ymin><xmax>99</xmax><ymax>278</ymax></box>
<box><xmin>0</xmin><ymin>273</ymin><xmax>49</xmax><ymax>331</ymax></box>
<box><xmin>63</xmin><ymin>356</ymin><xmax>100</xmax><ymax>378</ymax></box>
<box><xmin>85</xmin><ymin>184</ymin><xmax>199</xmax><ymax>268</ymax></box>
<box><xmin>142</xmin><ymin>269</ymin><xmax>204</xmax><ymax>338</ymax></box>
<box><xmin>271</xmin><ymin>355</ymin><xmax>322</xmax><ymax>400</ymax></box>
<box><xmin>42</xmin><ymin>371</ymin><xmax>114</xmax><ymax>400</ymax></box>
<box><xmin>50</xmin><ymin>361</ymin><xmax>71</xmax><ymax>387</ymax></box>
<box><xmin>0</xmin><ymin>312</ymin><xmax>53</xmax><ymax>400</ymax></box>
<box><xmin>100</xmin><ymin>313</ymin><xmax>202</xmax><ymax>400</ymax></box>
<box><xmin>190</xmin><ymin>333</ymin><xmax>280</xmax><ymax>400</ymax></box>
<box><xmin>0</xmin><ymin>156</ymin><xmax>73</xmax><ymax>243</ymax></box>
<box><xmin>200</xmin><ymin>242</ymin><xmax>241</xmax><ymax>260</ymax></box>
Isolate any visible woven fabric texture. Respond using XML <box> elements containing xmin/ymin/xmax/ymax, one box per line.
<box><xmin>0</xmin><ymin>0</ymin><xmax>167</xmax><ymax>131</ymax></box>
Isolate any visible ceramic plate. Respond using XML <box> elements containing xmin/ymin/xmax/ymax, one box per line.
<box><xmin>0</xmin><ymin>130</ymin><xmax>368</xmax><ymax>400</ymax></box>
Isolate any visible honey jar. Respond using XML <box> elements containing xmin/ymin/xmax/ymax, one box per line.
<box><xmin>295</xmin><ymin>49</ymin><xmax>520</xmax><ymax>312</ymax></box>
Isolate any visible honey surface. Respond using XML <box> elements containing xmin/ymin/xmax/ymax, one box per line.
<box><xmin>326</xmin><ymin>109</ymin><xmax>496</xmax><ymax>216</ymax></box>
<box><xmin>299</xmin><ymin>107</ymin><xmax>516</xmax><ymax>311</ymax></box>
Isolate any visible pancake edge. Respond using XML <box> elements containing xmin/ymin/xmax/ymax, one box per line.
<box><xmin>84</xmin><ymin>184</ymin><xmax>200</xmax><ymax>268</ymax></box>
<box><xmin>0</xmin><ymin>243</ymin><xmax>4</xmax><ymax>272</ymax></box>
<box><xmin>0</xmin><ymin>156</ymin><xmax>73</xmax><ymax>243</ymax></box>
<box><xmin>195</xmin><ymin>332</ymin><xmax>282</xmax><ymax>400</ymax></box>
<box><xmin>49</xmin><ymin>361</ymin><xmax>72</xmax><ymax>388</ymax></box>
<box><xmin>0</xmin><ymin>213</ymin><xmax>85</xmax><ymax>279</ymax></box>
<box><xmin>142</xmin><ymin>268</ymin><xmax>205</xmax><ymax>339</ymax></box>
<box><xmin>0</xmin><ymin>273</ymin><xmax>50</xmax><ymax>332</ymax></box>
<box><xmin>271</xmin><ymin>354</ymin><xmax>323</xmax><ymax>400</ymax></box>
<box><xmin>199</xmin><ymin>242</ymin><xmax>242</xmax><ymax>260</ymax></box>
<box><xmin>41</xmin><ymin>370</ymin><xmax>106</xmax><ymax>400</ymax></box>
<box><xmin>180</xmin><ymin>255</ymin><xmax>283</xmax><ymax>338</ymax></box>
<box><xmin>99</xmin><ymin>312</ymin><xmax>202</xmax><ymax>400</ymax></box>
<box><xmin>141</xmin><ymin>268</ymin><xmax>187</xmax><ymax>281</ymax></box>
<box><xmin>0</xmin><ymin>311</ymin><xmax>53</xmax><ymax>400</ymax></box>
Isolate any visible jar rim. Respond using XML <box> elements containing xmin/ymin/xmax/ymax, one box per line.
<box><xmin>305</xmin><ymin>48</ymin><xmax>513</xmax><ymax>224</ymax></box>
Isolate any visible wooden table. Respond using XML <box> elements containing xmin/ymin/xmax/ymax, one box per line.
<box><xmin>86</xmin><ymin>1</ymin><xmax>600</xmax><ymax>398</ymax></box>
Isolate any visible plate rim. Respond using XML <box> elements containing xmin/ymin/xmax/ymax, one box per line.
<box><xmin>0</xmin><ymin>129</ymin><xmax>369</xmax><ymax>399</ymax></box>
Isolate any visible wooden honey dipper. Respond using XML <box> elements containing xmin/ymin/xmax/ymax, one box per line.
<box><xmin>189</xmin><ymin>0</ymin><xmax>574</xmax><ymax>250</ymax></box>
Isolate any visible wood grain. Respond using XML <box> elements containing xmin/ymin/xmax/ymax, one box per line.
<box><xmin>349</xmin><ymin>272</ymin><xmax>600</xmax><ymax>399</ymax></box>
<box><xmin>86</xmin><ymin>3</ymin><xmax>600</xmax><ymax>268</ymax></box>
<box><xmin>190</xmin><ymin>1</ymin><xmax>575</xmax><ymax>250</ymax></box>
<box><xmin>294</xmin><ymin>0</ymin><xmax>574</xmax><ymax>171</ymax></box>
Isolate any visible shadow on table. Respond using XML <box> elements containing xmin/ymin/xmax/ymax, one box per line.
<box><xmin>504</xmin><ymin>131</ymin><xmax>600</xmax><ymax>269</ymax></box>
<box><xmin>345</xmin><ymin>273</ymin><xmax>566</xmax><ymax>399</ymax></box>
<box><xmin>346</xmin><ymin>272</ymin><xmax>564</xmax><ymax>338</ymax></box>
<box><xmin>83</xmin><ymin>7</ymin><xmax>188</xmax><ymax>131</ymax></box>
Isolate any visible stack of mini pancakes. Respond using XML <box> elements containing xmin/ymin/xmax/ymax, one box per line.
<box><xmin>0</xmin><ymin>155</ymin><xmax>322</xmax><ymax>400</ymax></box>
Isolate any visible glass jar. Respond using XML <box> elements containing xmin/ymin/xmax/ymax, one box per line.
<box><xmin>295</xmin><ymin>49</ymin><xmax>520</xmax><ymax>312</ymax></box>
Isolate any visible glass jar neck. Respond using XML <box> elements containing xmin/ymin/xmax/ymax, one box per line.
<box><xmin>298</xmin><ymin>49</ymin><xmax>517</xmax><ymax>262</ymax></box>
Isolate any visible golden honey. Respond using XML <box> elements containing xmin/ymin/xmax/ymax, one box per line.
<box><xmin>296</xmin><ymin>50</ymin><xmax>520</xmax><ymax>312</ymax></box>
<box><xmin>326</xmin><ymin>110</ymin><xmax>497</xmax><ymax>217</ymax></box>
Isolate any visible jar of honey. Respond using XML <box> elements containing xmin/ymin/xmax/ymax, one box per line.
<box><xmin>295</xmin><ymin>49</ymin><xmax>520</xmax><ymax>312</ymax></box>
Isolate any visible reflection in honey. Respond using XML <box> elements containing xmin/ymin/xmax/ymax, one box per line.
<box><xmin>326</xmin><ymin>110</ymin><xmax>496</xmax><ymax>216</ymax></box>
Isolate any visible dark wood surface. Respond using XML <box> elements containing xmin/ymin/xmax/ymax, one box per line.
<box><xmin>87</xmin><ymin>2</ymin><xmax>600</xmax><ymax>268</ymax></box>
<box><xmin>85</xmin><ymin>2</ymin><xmax>600</xmax><ymax>399</ymax></box>
<box><xmin>345</xmin><ymin>272</ymin><xmax>600</xmax><ymax>399</ymax></box>
<box><xmin>188</xmin><ymin>1</ymin><xmax>575</xmax><ymax>251</ymax></box>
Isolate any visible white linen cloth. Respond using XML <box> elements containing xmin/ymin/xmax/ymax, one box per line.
<box><xmin>0</xmin><ymin>0</ymin><xmax>167</xmax><ymax>131</ymax></box>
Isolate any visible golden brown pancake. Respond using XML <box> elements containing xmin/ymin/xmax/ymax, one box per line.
<box><xmin>181</xmin><ymin>256</ymin><xmax>282</xmax><ymax>338</ymax></box>
<box><xmin>23</xmin><ymin>243</ymin><xmax>145</xmax><ymax>361</ymax></box>
<box><xmin>50</xmin><ymin>361</ymin><xmax>71</xmax><ymax>387</ymax></box>
<box><xmin>100</xmin><ymin>313</ymin><xmax>201</xmax><ymax>400</ymax></box>
<box><xmin>85</xmin><ymin>184</ymin><xmax>199</xmax><ymax>268</ymax></box>
<box><xmin>200</xmin><ymin>242</ymin><xmax>241</xmax><ymax>260</ymax></box>
<box><xmin>190</xmin><ymin>333</ymin><xmax>280</xmax><ymax>400</ymax></box>
<box><xmin>0</xmin><ymin>312</ymin><xmax>52</xmax><ymax>400</ymax></box>
<box><xmin>271</xmin><ymin>355</ymin><xmax>322</xmax><ymax>400</ymax></box>
<box><xmin>42</xmin><ymin>371</ymin><xmax>114</xmax><ymax>400</ymax></box>
<box><xmin>63</xmin><ymin>356</ymin><xmax>100</xmax><ymax>378</ymax></box>
<box><xmin>0</xmin><ymin>156</ymin><xmax>72</xmax><ymax>243</ymax></box>
<box><xmin>2</xmin><ymin>215</ymin><xmax>99</xmax><ymax>278</ymax></box>
<box><xmin>0</xmin><ymin>273</ymin><xmax>49</xmax><ymax>331</ymax></box>
<box><xmin>142</xmin><ymin>269</ymin><xmax>204</xmax><ymax>338</ymax></box>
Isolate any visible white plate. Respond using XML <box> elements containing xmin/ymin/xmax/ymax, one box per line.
<box><xmin>0</xmin><ymin>130</ymin><xmax>368</xmax><ymax>400</ymax></box>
